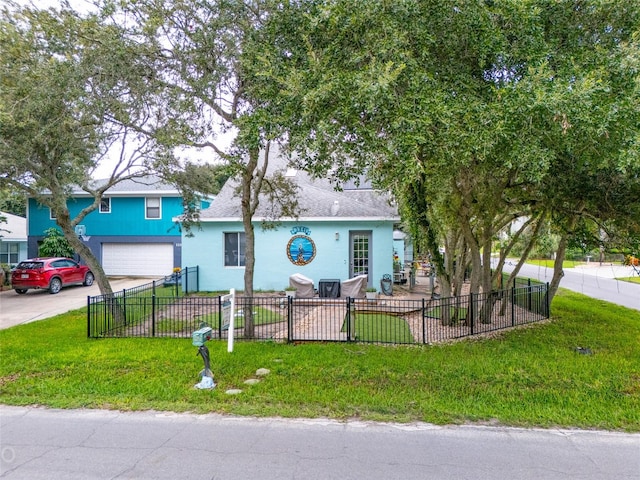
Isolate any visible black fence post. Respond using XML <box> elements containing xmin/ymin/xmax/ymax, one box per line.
<box><xmin>87</xmin><ymin>295</ymin><xmax>91</xmax><ymax>338</ymax></box>
<box><xmin>545</xmin><ymin>282</ymin><xmax>551</xmax><ymax>318</ymax></box>
<box><xmin>123</xmin><ymin>292</ymin><xmax>127</xmax><ymax>326</ymax></box>
<box><xmin>287</xmin><ymin>295</ymin><xmax>293</xmax><ymax>343</ymax></box>
<box><xmin>469</xmin><ymin>292</ymin><xmax>475</xmax><ymax>335</ymax></box>
<box><xmin>217</xmin><ymin>295</ymin><xmax>222</xmax><ymax>339</ymax></box>
<box><xmin>527</xmin><ymin>278</ymin><xmax>532</xmax><ymax>311</ymax></box>
<box><xmin>151</xmin><ymin>294</ymin><xmax>156</xmax><ymax>337</ymax></box>
<box><xmin>345</xmin><ymin>297</ymin><xmax>350</xmax><ymax>342</ymax></box>
<box><xmin>511</xmin><ymin>287</ymin><xmax>515</xmax><ymax>326</ymax></box>
<box><xmin>422</xmin><ymin>298</ymin><xmax>426</xmax><ymax>344</ymax></box>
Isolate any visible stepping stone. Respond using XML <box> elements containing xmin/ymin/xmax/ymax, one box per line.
<box><xmin>244</xmin><ymin>378</ymin><xmax>260</xmax><ymax>385</ymax></box>
<box><xmin>256</xmin><ymin>368</ymin><xmax>270</xmax><ymax>376</ymax></box>
<box><xmin>225</xmin><ymin>389</ymin><xmax>242</xmax><ymax>395</ymax></box>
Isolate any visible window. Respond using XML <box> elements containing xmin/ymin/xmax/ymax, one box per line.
<box><xmin>49</xmin><ymin>208</ymin><xmax>56</xmax><ymax>219</ymax></box>
<box><xmin>100</xmin><ymin>197</ymin><xmax>111</xmax><ymax>213</ymax></box>
<box><xmin>145</xmin><ymin>197</ymin><xmax>161</xmax><ymax>219</ymax></box>
<box><xmin>224</xmin><ymin>232</ymin><xmax>246</xmax><ymax>267</ymax></box>
<box><xmin>51</xmin><ymin>258</ymin><xmax>77</xmax><ymax>268</ymax></box>
<box><xmin>0</xmin><ymin>242</ymin><xmax>19</xmax><ymax>265</ymax></box>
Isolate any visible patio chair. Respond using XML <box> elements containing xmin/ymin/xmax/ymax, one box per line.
<box><xmin>340</xmin><ymin>274</ymin><xmax>368</xmax><ymax>299</ymax></box>
<box><xmin>289</xmin><ymin>273</ymin><xmax>315</xmax><ymax>298</ymax></box>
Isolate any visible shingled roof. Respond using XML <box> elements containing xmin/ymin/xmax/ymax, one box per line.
<box><xmin>69</xmin><ymin>175</ymin><xmax>179</xmax><ymax>196</ymax></box>
<box><xmin>198</xmin><ymin>149</ymin><xmax>399</xmax><ymax>222</ymax></box>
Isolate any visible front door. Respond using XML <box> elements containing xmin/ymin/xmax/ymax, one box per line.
<box><xmin>349</xmin><ymin>231</ymin><xmax>372</xmax><ymax>284</ymax></box>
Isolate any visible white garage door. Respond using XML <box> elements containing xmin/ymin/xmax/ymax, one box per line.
<box><xmin>102</xmin><ymin>243</ymin><xmax>174</xmax><ymax>276</ymax></box>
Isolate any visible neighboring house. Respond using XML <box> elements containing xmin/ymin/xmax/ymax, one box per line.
<box><xmin>393</xmin><ymin>229</ymin><xmax>415</xmax><ymax>265</ymax></box>
<box><xmin>180</xmin><ymin>154</ymin><xmax>400</xmax><ymax>292</ymax></box>
<box><xmin>27</xmin><ymin>176</ymin><xmax>203</xmax><ymax>276</ymax></box>
<box><xmin>0</xmin><ymin>211</ymin><xmax>28</xmax><ymax>267</ymax></box>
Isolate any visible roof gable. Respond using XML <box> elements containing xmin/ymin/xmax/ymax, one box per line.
<box><xmin>198</xmin><ymin>149</ymin><xmax>398</xmax><ymax>222</ymax></box>
<box><xmin>0</xmin><ymin>211</ymin><xmax>27</xmax><ymax>241</ymax></box>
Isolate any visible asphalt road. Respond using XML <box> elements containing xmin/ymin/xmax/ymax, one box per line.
<box><xmin>500</xmin><ymin>261</ymin><xmax>640</xmax><ymax>312</ymax></box>
<box><xmin>0</xmin><ymin>277</ymin><xmax>160</xmax><ymax>330</ymax></box>
<box><xmin>1</xmin><ymin>406</ymin><xmax>638</xmax><ymax>480</ymax></box>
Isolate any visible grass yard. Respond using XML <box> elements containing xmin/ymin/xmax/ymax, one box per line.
<box><xmin>194</xmin><ymin>306</ymin><xmax>285</xmax><ymax>331</ymax></box>
<box><xmin>1</xmin><ymin>289</ymin><xmax>639</xmax><ymax>431</ymax></box>
<box><xmin>424</xmin><ymin>306</ymin><xmax>468</xmax><ymax>322</ymax></box>
<box><xmin>618</xmin><ymin>276</ymin><xmax>640</xmax><ymax>284</ymax></box>
<box><xmin>342</xmin><ymin>312</ymin><xmax>415</xmax><ymax>344</ymax></box>
<box><xmin>527</xmin><ymin>259</ymin><xmax>583</xmax><ymax>268</ymax></box>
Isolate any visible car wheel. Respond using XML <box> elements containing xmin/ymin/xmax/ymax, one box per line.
<box><xmin>15</xmin><ymin>289</ymin><xmax>27</xmax><ymax>294</ymax></box>
<box><xmin>49</xmin><ymin>277</ymin><xmax>62</xmax><ymax>294</ymax></box>
<box><xmin>83</xmin><ymin>272</ymin><xmax>95</xmax><ymax>287</ymax></box>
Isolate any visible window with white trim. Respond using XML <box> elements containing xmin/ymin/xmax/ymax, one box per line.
<box><xmin>100</xmin><ymin>197</ymin><xmax>111</xmax><ymax>213</ymax></box>
<box><xmin>0</xmin><ymin>242</ymin><xmax>19</xmax><ymax>265</ymax></box>
<box><xmin>49</xmin><ymin>208</ymin><xmax>56</xmax><ymax>219</ymax></box>
<box><xmin>224</xmin><ymin>232</ymin><xmax>246</xmax><ymax>267</ymax></box>
<box><xmin>145</xmin><ymin>197</ymin><xmax>161</xmax><ymax>219</ymax></box>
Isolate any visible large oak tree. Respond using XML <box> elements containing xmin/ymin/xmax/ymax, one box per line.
<box><xmin>249</xmin><ymin>0</ymin><xmax>640</xmax><ymax>307</ymax></box>
<box><xmin>0</xmin><ymin>2</ymin><xmax>164</xmax><ymax>294</ymax></box>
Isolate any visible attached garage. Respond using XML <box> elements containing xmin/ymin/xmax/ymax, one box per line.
<box><xmin>102</xmin><ymin>243</ymin><xmax>174</xmax><ymax>276</ymax></box>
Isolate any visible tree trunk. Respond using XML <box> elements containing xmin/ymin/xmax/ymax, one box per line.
<box><xmin>242</xmin><ymin>219</ymin><xmax>256</xmax><ymax>338</ymax></box>
<box><xmin>549</xmin><ymin>210</ymin><xmax>583</xmax><ymax>303</ymax></box>
<box><xmin>549</xmin><ymin>233</ymin><xmax>569</xmax><ymax>303</ymax></box>
<box><xmin>504</xmin><ymin>213</ymin><xmax>546</xmax><ymax>290</ymax></box>
<box><xmin>56</xmin><ymin>213</ymin><xmax>113</xmax><ymax>295</ymax></box>
<box><xmin>239</xmin><ymin>145</ymin><xmax>270</xmax><ymax>339</ymax></box>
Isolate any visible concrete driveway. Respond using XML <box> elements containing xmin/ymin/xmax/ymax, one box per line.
<box><xmin>0</xmin><ymin>277</ymin><xmax>160</xmax><ymax>330</ymax></box>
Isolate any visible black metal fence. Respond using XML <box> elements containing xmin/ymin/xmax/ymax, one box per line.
<box><xmin>87</xmin><ymin>266</ymin><xmax>199</xmax><ymax>337</ymax></box>
<box><xmin>88</xmin><ymin>281</ymin><xmax>550</xmax><ymax>345</ymax></box>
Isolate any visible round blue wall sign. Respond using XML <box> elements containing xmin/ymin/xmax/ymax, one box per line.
<box><xmin>287</xmin><ymin>235</ymin><xmax>316</xmax><ymax>265</ymax></box>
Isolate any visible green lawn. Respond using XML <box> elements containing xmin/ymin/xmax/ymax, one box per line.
<box><xmin>1</xmin><ymin>289</ymin><xmax>639</xmax><ymax>431</ymax></box>
<box><xmin>527</xmin><ymin>259</ymin><xmax>583</xmax><ymax>268</ymax></box>
<box><xmin>342</xmin><ymin>312</ymin><xmax>415</xmax><ymax>344</ymax></box>
<box><xmin>617</xmin><ymin>276</ymin><xmax>640</xmax><ymax>284</ymax></box>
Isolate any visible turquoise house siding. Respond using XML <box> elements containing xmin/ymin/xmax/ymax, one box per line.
<box><xmin>27</xmin><ymin>196</ymin><xmax>183</xmax><ymax>270</ymax></box>
<box><xmin>28</xmin><ymin>197</ymin><xmax>183</xmax><ymax>237</ymax></box>
<box><xmin>181</xmin><ymin>220</ymin><xmax>395</xmax><ymax>292</ymax></box>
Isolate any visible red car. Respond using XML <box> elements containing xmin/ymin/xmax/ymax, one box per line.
<box><xmin>11</xmin><ymin>257</ymin><xmax>94</xmax><ymax>295</ymax></box>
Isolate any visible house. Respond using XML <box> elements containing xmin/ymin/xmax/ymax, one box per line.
<box><xmin>27</xmin><ymin>175</ymin><xmax>197</xmax><ymax>276</ymax></box>
<box><xmin>0</xmin><ymin>211</ymin><xmax>28</xmax><ymax>267</ymax></box>
<box><xmin>180</xmin><ymin>153</ymin><xmax>400</xmax><ymax>292</ymax></box>
<box><xmin>393</xmin><ymin>229</ymin><xmax>414</xmax><ymax>265</ymax></box>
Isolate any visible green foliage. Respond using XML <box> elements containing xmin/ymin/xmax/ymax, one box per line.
<box><xmin>251</xmin><ymin>0</ymin><xmax>640</xmax><ymax>296</ymax></box>
<box><xmin>510</xmin><ymin>223</ymin><xmax>560</xmax><ymax>260</ymax></box>
<box><xmin>38</xmin><ymin>227</ymin><xmax>74</xmax><ymax>258</ymax></box>
<box><xmin>1</xmin><ymin>263</ymin><xmax>10</xmax><ymax>285</ymax></box>
<box><xmin>618</xmin><ymin>277</ymin><xmax>640</xmax><ymax>284</ymax></box>
<box><xmin>0</xmin><ymin>187</ymin><xmax>26</xmax><ymax>216</ymax></box>
<box><xmin>4</xmin><ymin>0</ymin><xmax>639</xmax><ymax>298</ymax></box>
<box><xmin>0</xmin><ymin>2</ymin><xmax>167</xmax><ymax>295</ymax></box>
